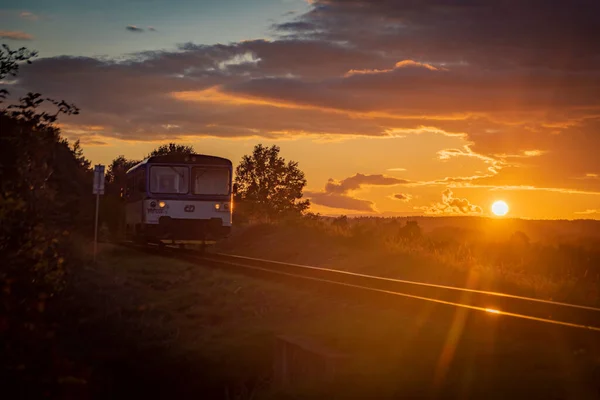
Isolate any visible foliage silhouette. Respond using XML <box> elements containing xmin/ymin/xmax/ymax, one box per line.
<box><xmin>0</xmin><ymin>45</ymin><xmax>37</xmax><ymax>102</ymax></box>
<box><xmin>147</xmin><ymin>142</ymin><xmax>195</xmax><ymax>158</ymax></box>
<box><xmin>1</xmin><ymin>43</ymin><xmax>91</xmax><ymax>397</ymax></box>
<box><xmin>233</xmin><ymin>144</ymin><xmax>310</xmax><ymax>221</ymax></box>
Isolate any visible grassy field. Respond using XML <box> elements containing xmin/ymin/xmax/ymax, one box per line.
<box><xmin>53</xmin><ymin>243</ymin><xmax>600</xmax><ymax>399</ymax></box>
<box><xmin>215</xmin><ymin>217</ymin><xmax>600</xmax><ymax>307</ymax></box>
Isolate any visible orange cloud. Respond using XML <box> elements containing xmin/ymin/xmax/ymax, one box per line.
<box><xmin>421</xmin><ymin>189</ymin><xmax>482</xmax><ymax>215</ymax></box>
<box><xmin>437</xmin><ymin>145</ymin><xmax>503</xmax><ymax>175</ymax></box>
<box><xmin>0</xmin><ymin>30</ymin><xmax>33</xmax><ymax>40</ymax></box>
<box><xmin>171</xmin><ymin>87</ymin><xmax>473</xmax><ymax>124</ymax></box>
<box><xmin>345</xmin><ymin>59</ymin><xmax>445</xmax><ymax>77</ymax></box>
<box><xmin>575</xmin><ymin>209</ymin><xmax>600</xmax><ymax>215</ymax></box>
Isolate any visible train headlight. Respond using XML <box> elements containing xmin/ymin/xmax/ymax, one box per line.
<box><xmin>214</xmin><ymin>203</ymin><xmax>221</xmax><ymax>210</ymax></box>
<box><xmin>158</xmin><ymin>201</ymin><xmax>166</xmax><ymax>208</ymax></box>
<box><xmin>223</xmin><ymin>203</ymin><xmax>229</xmax><ymax>211</ymax></box>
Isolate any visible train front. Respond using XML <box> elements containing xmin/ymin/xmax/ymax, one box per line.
<box><xmin>145</xmin><ymin>154</ymin><xmax>232</xmax><ymax>244</ymax></box>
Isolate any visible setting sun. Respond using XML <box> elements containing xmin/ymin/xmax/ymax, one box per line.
<box><xmin>492</xmin><ymin>200</ymin><xmax>509</xmax><ymax>216</ymax></box>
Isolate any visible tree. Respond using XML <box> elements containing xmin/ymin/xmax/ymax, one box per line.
<box><xmin>0</xmin><ymin>44</ymin><xmax>37</xmax><ymax>103</ymax></box>
<box><xmin>147</xmin><ymin>142</ymin><xmax>195</xmax><ymax>158</ymax></box>
<box><xmin>233</xmin><ymin>144</ymin><xmax>310</xmax><ymax>220</ymax></box>
<box><xmin>1</xmin><ymin>44</ymin><xmax>93</xmax><ymax>395</ymax></box>
<box><xmin>106</xmin><ymin>155</ymin><xmax>139</xmax><ymax>186</ymax></box>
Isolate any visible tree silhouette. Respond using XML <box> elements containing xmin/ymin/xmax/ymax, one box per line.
<box><xmin>0</xmin><ymin>45</ymin><xmax>37</xmax><ymax>102</ymax></box>
<box><xmin>106</xmin><ymin>155</ymin><xmax>140</xmax><ymax>185</ymax></box>
<box><xmin>234</xmin><ymin>144</ymin><xmax>310</xmax><ymax>220</ymax></box>
<box><xmin>147</xmin><ymin>142</ymin><xmax>195</xmax><ymax>158</ymax></box>
<box><xmin>1</xmin><ymin>44</ymin><xmax>95</xmax><ymax>395</ymax></box>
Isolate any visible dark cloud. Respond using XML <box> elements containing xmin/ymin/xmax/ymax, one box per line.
<box><xmin>9</xmin><ymin>0</ymin><xmax>600</xmax><ymax>197</ymax></box>
<box><xmin>392</xmin><ymin>193</ymin><xmax>412</xmax><ymax>202</ymax></box>
<box><xmin>13</xmin><ymin>49</ymin><xmax>396</xmax><ymax>142</ymax></box>
<box><xmin>126</xmin><ymin>25</ymin><xmax>144</xmax><ymax>32</ymax></box>
<box><xmin>0</xmin><ymin>30</ymin><xmax>33</xmax><ymax>40</ymax></box>
<box><xmin>305</xmin><ymin>191</ymin><xmax>374</xmax><ymax>212</ymax></box>
<box><xmin>307</xmin><ymin>173</ymin><xmax>410</xmax><ymax>211</ymax></box>
<box><xmin>275</xmin><ymin>21</ymin><xmax>316</xmax><ymax>32</ymax></box>
<box><xmin>325</xmin><ymin>173</ymin><xmax>410</xmax><ymax>194</ymax></box>
<box><xmin>222</xmin><ymin>63</ymin><xmax>600</xmax><ymax>116</ymax></box>
<box><xmin>275</xmin><ymin>0</ymin><xmax>600</xmax><ymax>71</ymax></box>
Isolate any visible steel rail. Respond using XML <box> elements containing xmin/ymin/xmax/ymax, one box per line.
<box><xmin>201</xmin><ymin>253</ymin><xmax>600</xmax><ymax>332</ymax></box>
<box><xmin>116</xmin><ymin>242</ymin><xmax>600</xmax><ymax>333</ymax></box>
<box><xmin>212</xmin><ymin>253</ymin><xmax>600</xmax><ymax>312</ymax></box>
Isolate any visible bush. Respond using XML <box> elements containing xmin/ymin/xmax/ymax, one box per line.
<box><xmin>1</xmin><ymin>45</ymin><xmax>93</xmax><ymax>395</ymax></box>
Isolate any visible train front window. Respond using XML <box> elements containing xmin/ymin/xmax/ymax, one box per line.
<box><xmin>192</xmin><ymin>168</ymin><xmax>230</xmax><ymax>195</ymax></box>
<box><xmin>150</xmin><ymin>166</ymin><xmax>189</xmax><ymax>194</ymax></box>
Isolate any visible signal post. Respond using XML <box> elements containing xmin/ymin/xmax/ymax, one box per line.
<box><xmin>93</xmin><ymin>165</ymin><xmax>105</xmax><ymax>262</ymax></box>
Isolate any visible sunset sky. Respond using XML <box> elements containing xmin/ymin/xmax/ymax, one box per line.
<box><xmin>2</xmin><ymin>0</ymin><xmax>600</xmax><ymax>219</ymax></box>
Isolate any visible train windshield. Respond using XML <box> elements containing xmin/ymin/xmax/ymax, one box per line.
<box><xmin>192</xmin><ymin>167</ymin><xmax>230</xmax><ymax>195</ymax></box>
<box><xmin>150</xmin><ymin>166</ymin><xmax>189</xmax><ymax>194</ymax></box>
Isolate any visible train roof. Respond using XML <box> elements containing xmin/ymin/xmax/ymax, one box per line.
<box><xmin>126</xmin><ymin>153</ymin><xmax>232</xmax><ymax>174</ymax></box>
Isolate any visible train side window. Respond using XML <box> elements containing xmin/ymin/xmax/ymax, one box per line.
<box><xmin>126</xmin><ymin>176</ymin><xmax>134</xmax><ymax>198</ymax></box>
<box><xmin>137</xmin><ymin>172</ymin><xmax>146</xmax><ymax>192</ymax></box>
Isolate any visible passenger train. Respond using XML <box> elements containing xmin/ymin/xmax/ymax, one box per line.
<box><xmin>124</xmin><ymin>153</ymin><xmax>232</xmax><ymax>246</ymax></box>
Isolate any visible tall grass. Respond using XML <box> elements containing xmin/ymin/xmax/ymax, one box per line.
<box><xmin>224</xmin><ymin>216</ymin><xmax>600</xmax><ymax>306</ymax></box>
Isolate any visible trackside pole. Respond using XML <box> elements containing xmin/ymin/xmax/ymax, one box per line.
<box><xmin>93</xmin><ymin>165</ymin><xmax>105</xmax><ymax>262</ymax></box>
<box><xmin>94</xmin><ymin>192</ymin><xmax>99</xmax><ymax>262</ymax></box>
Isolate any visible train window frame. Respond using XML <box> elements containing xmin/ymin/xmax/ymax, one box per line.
<box><xmin>136</xmin><ymin>170</ymin><xmax>146</xmax><ymax>193</ymax></box>
<box><xmin>192</xmin><ymin>167</ymin><xmax>231</xmax><ymax>195</ymax></box>
<box><xmin>149</xmin><ymin>165</ymin><xmax>190</xmax><ymax>194</ymax></box>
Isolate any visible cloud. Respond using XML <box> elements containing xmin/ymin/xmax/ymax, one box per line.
<box><xmin>126</xmin><ymin>25</ymin><xmax>144</xmax><ymax>32</ymax></box>
<box><xmin>19</xmin><ymin>11</ymin><xmax>39</xmax><ymax>21</ymax></box>
<box><xmin>345</xmin><ymin>59</ymin><xmax>444</xmax><ymax>77</ymax></box>
<box><xmin>306</xmin><ymin>173</ymin><xmax>410</xmax><ymax>211</ymax></box>
<box><xmin>575</xmin><ymin>209</ymin><xmax>600</xmax><ymax>215</ymax></box>
<box><xmin>423</xmin><ymin>189</ymin><xmax>482</xmax><ymax>215</ymax></box>
<box><xmin>0</xmin><ymin>30</ymin><xmax>33</xmax><ymax>40</ymax></box>
<box><xmin>325</xmin><ymin>173</ymin><xmax>410</xmax><ymax>194</ymax></box>
<box><xmin>9</xmin><ymin>0</ymin><xmax>600</xmax><ymax>197</ymax></box>
<box><xmin>387</xmin><ymin>168</ymin><xmax>406</xmax><ymax>172</ymax></box>
<box><xmin>391</xmin><ymin>193</ymin><xmax>412</xmax><ymax>202</ymax></box>
<box><xmin>305</xmin><ymin>191</ymin><xmax>374</xmax><ymax>212</ymax></box>
<box><xmin>576</xmin><ymin>173</ymin><xmax>599</xmax><ymax>180</ymax></box>
<box><xmin>275</xmin><ymin>0</ymin><xmax>600</xmax><ymax>71</ymax></box>
<box><xmin>437</xmin><ymin>145</ymin><xmax>503</xmax><ymax>176</ymax></box>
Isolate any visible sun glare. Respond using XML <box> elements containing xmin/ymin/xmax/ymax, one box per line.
<box><xmin>492</xmin><ymin>200</ymin><xmax>509</xmax><ymax>216</ymax></box>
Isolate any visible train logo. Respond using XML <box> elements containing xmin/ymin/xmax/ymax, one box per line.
<box><xmin>184</xmin><ymin>205</ymin><xmax>195</xmax><ymax>212</ymax></box>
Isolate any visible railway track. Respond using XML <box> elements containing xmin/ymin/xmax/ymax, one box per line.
<box><xmin>118</xmin><ymin>241</ymin><xmax>600</xmax><ymax>335</ymax></box>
